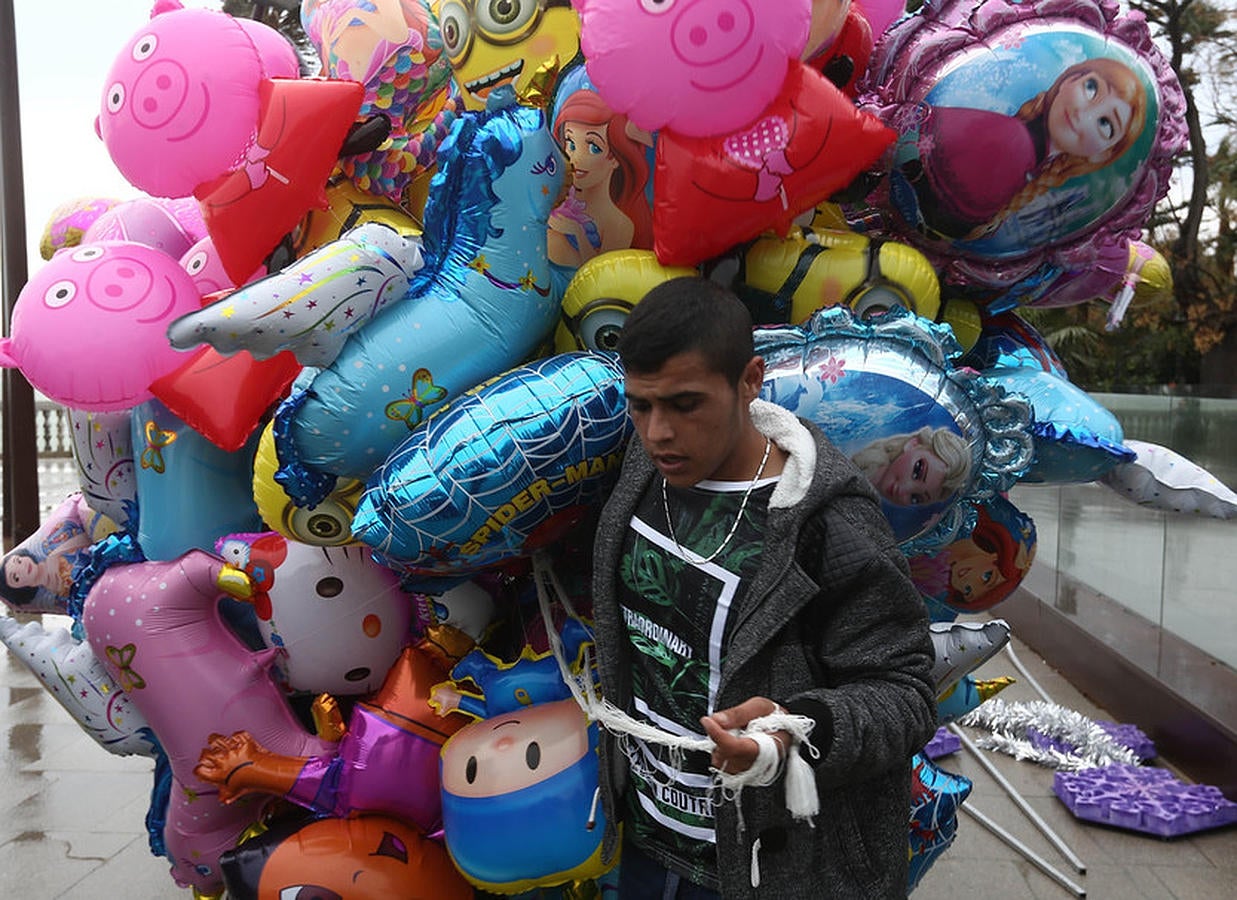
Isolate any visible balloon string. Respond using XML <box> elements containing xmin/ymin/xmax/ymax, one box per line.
<box><xmin>530</xmin><ymin>552</ymin><xmax>819</xmax><ymax>820</ymax></box>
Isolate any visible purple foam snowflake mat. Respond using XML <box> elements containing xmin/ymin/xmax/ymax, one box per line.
<box><xmin>1054</xmin><ymin>764</ymin><xmax>1237</xmax><ymax>838</ymax></box>
<box><xmin>1099</xmin><ymin>721</ymin><xmax>1156</xmax><ymax>762</ymax></box>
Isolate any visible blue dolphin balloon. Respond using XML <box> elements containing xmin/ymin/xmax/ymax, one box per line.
<box><xmin>353</xmin><ymin>352</ymin><xmax>630</xmax><ymax>584</ymax></box>
<box><xmin>275</xmin><ymin>86</ymin><xmax>567</xmax><ymax>486</ymax></box>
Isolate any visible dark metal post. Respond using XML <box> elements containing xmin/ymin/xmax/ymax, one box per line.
<box><xmin>1</xmin><ymin>0</ymin><xmax>41</xmax><ymax>550</ymax></box>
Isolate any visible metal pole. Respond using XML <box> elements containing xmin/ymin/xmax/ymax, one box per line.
<box><xmin>961</xmin><ymin>804</ymin><xmax>1087</xmax><ymax>898</ymax></box>
<box><xmin>1005</xmin><ymin>641</ymin><xmax>1055</xmax><ymax>703</ymax></box>
<box><xmin>949</xmin><ymin>722</ymin><xmax>1088</xmax><ymax>874</ymax></box>
<box><xmin>0</xmin><ymin>0</ymin><xmax>42</xmax><ymax>550</ymax></box>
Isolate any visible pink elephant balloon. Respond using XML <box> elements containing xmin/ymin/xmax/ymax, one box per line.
<box><xmin>0</xmin><ymin>242</ymin><xmax>204</xmax><ymax>411</ymax></box>
<box><xmin>82</xmin><ymin>550</ymin><xmax>334</xmax><ymax>895</ymax></box>
<box><xmin>95</xmin><ymin>0</ymin><xmax>299</xmax><ymax>198</ymax></box>
<box><xmin>574</xmin><ymin>0</ymin><xmax>813</xmax><ymax>137</ymax></box>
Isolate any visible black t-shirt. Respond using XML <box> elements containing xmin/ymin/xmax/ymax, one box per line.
<box><xmin>617</xmin><ymin>474</ymin><xmax>778</xmax><ymax>886</ymax></box>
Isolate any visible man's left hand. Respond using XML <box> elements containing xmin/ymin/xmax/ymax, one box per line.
<box><xmin>701</xmin><ymin>696</ymin><xmax>790</xmax><ymax>775</ymax></box>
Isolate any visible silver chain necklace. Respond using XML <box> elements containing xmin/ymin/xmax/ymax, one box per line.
<box><xmin>662</xmin><ymin>437</ymin><xmax>773</xmax><ymax>564</ymax></box>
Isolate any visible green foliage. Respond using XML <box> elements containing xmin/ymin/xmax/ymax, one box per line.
<box><xmin>1019</xmin><ymin>297</ymin><xmax>1200</xmax><ymax>391</ymax></box>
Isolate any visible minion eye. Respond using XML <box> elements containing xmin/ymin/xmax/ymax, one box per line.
<box><xmin>439</xmin><ymin>2</ymin><xmax>472</xmax><ymax>60</ymax></box>
<box><xmin>850</xmin><ymin>286</ymin><xmax>907</xmax><ymax>319</ymax></box>
<box><xmin>286</xmin><ymin>497</ymin><xmax>355</xmax><ymax>546</ymax></box>
<box><xmin>476</xmin><ymin>0</ymin><xmax>537</xmax><ymax>34</ymax></box>
<box><xmin>576</xmin><ymin>306</ymin><xmax>631</xmax><ymax>352</ymax></box>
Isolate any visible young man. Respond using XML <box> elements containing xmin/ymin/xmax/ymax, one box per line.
<box><xmin>591</xmin><ymin>277</ymin><xmax>937</xmax><ymax>898</ymax></box>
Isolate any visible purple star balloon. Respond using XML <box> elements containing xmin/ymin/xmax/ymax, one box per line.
<box><xmin>1054</xmin><ymin>764</ymin><xmax>1237</xmax><ymax>837</ymax></box>
<box><xmin>923</xmin><ymin>726</ymin><xmax>962</xmax><ymax>760</ymax></box>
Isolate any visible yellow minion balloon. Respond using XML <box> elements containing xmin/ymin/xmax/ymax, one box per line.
<box><xmin>556</xmin><ymin>250</ymin><xmax>696</xmax><ymax>353</ymax></box>
<box><xmin>252</xmin><ymin>422</ymin><xmax>366</xmax><ymax>547</ymax></box>
<box><xmin>737</xmin><ymin>228</ymin><xmax>941</xmax><ymax>325</ymax></box>
<box><xmin>435</xmin><ymin>0</ymin><xmax>580</xmax><ymax>110</ymax></box>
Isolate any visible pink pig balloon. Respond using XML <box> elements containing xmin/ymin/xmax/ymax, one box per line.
<box><xmin>95</xmin><ymin>0</ymin><xmax>299</xmax><ymax>198</ymax></box>
<box><xmin>574</xmin><ymin>0</ymin><xmax>812</xmax><ymax>137</ymax></box>
<box><xmin>82</xmin><ymin>550</ymin><xmax>334</xmax><ymax>895</ymax></box>
<box><xmin>83</xmin><ymin>195</ymin><xmax>207</xmax><ymax>260</ymax></box>
<box><xmin>0</xmin><ymin>242</ymin><xmax>204</xmax><ymax>411</ymax></box>
<box><xmin>179</xmin><ymin>235</ymin><xmax>263</xmax><ymax>296</ymax></box>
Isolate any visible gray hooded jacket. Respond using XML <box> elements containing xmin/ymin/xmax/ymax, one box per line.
<box><xmin>591</xmin><ymin>400</ymin><xmax>937</xmax><ymax>898</ymax></box>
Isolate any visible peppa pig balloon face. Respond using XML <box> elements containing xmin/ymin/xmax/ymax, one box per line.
<box><xmin>574</xmin><ymin>0</ymin><xmax>812</xmax><ymax>137</ymax></box>
<box><xmin>0</xmin><ymin>242</ymin><xmax>204</xmax><ymax>411</ymax></box>
<box><xmin>95</xmin><ymin>4</ymin><xmax>299</xmax><ymax>198</ymax></box>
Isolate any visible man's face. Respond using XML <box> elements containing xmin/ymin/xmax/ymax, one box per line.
<box><xmin>624</xmin><ymin>350</ymin><xmax>762</xmax><ymax>488</ymax></box>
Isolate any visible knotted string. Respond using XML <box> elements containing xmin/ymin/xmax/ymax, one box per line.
<box><xmin>530</xmin><ymin>552</ymin><xmax>820</xmax><ymax>824</ymax></box>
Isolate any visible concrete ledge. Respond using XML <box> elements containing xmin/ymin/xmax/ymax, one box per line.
<box><xmin>1001</xmin><ymin>580</ymin><xmax>1237</xmax><ymax>800</ymax></box>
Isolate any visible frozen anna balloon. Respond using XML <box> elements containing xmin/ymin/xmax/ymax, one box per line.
<box><xmin>861</xmin><ymin>0</ymin><xmax>1186</xmax><ymax>294</ymax></box>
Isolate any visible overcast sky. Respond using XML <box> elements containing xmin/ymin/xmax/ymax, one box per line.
<box><xmin>12</xmin><ymin>0</ymin><xmax>219</xmax><ymax>274</ymax></box>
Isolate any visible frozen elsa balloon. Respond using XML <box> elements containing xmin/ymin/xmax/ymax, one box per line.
<box><xmin>850</xmin><ymin>426</ymin><xmax>972</xmax><ymax>508</ymax></box>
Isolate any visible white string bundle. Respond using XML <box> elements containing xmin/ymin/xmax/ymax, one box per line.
<box><xmin>531</xmin><ymin>553</ymin><xmax>821</xmax><ymax>823</ymax></box>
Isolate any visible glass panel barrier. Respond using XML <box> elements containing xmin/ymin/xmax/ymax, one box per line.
<box><xmin>1008</xmin><ymin>386</ymin><xmax>1237</xmax><ymax>736</ymax></box>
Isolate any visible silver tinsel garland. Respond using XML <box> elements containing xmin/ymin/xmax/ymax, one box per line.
<box><xmin>958</xmin><ymin>699</ymin><xmax>1143</xmax><ymax>771</ymax></box>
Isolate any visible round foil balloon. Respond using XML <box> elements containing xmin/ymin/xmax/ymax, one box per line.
<box><xmin>353</xmin><ymin>351</ymin><xmax>631</xmax><ymax>584</ymax></box>
<box><xmin>861</xmin><ymin>0</ymin><xmax>1186</xmax><ymax>290</ymax></box>
<box><xmin>757</xmin><ymin>306</ymin><xmax>1033</xmax><ymax>547</ymax></box>
<box><xmin>908</xmin><ymin>494</ymin><xmax>1037</xmax><ymax>615</ymax></box>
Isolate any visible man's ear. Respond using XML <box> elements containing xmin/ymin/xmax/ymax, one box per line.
<box><xmin>740</xmin><ymin>355</ymin><xmax>766</xmax><ymax>403</ymax></box>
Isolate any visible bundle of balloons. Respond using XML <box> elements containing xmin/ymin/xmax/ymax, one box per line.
<box><xmin>1</xmin><ymin>0</ymin><xmax>1222</xmax><ymax>896</ymax></box>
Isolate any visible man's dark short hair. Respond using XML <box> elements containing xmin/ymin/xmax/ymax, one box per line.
<box><xmin>617</xmin><ymin>277</ymin><xmax>755</xmax><ymax>385</ymax></box>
